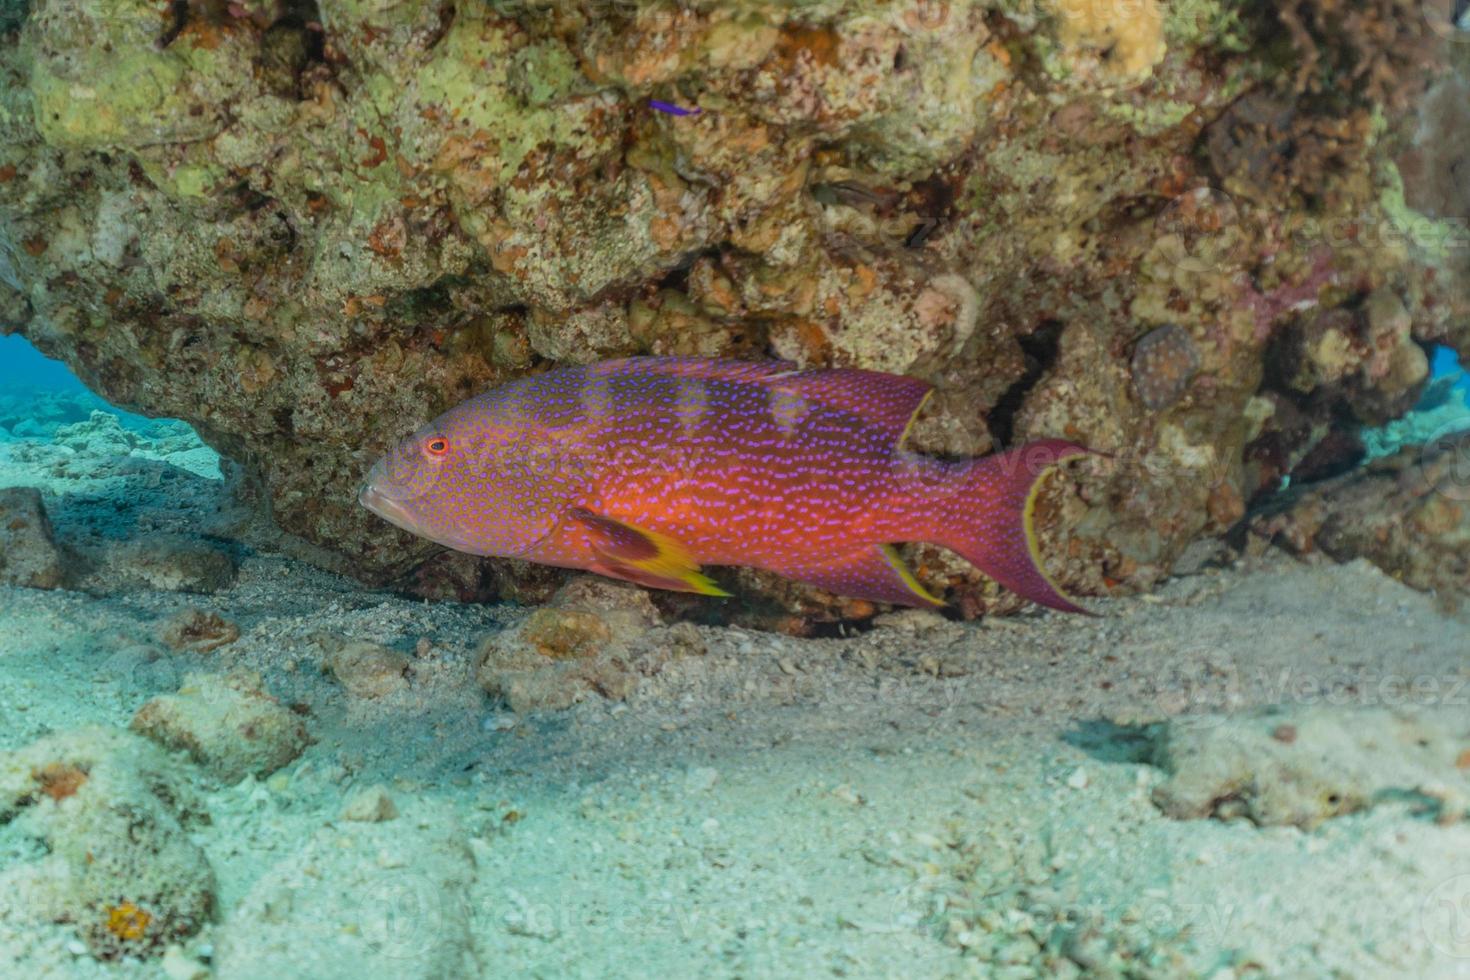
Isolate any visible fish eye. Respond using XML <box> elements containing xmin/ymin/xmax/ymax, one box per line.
<box><xmin>423</xmin><ymin>435</ymin><xmax>450</xmax><ymax>458</ymax></box>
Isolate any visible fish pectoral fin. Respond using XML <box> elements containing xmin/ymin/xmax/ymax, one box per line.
<box><xmin>567</xmin><ymin>508</ymin><xmax>730</xmax><ymax>597</ymax></box>
<box><xmin>775</xmin><ymin>545</ymin><xmax>944</xmax><ymax>608</ymax></box>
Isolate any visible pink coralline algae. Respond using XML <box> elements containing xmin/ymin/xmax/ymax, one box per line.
<box><xmin>1130</xmin><ymin>325</ymin><xmax>1202</xmax><ymax>410</ymax></box>
<box><xmin>1244</xmin><ymin>249</ymin><xmax>1340</xmax><ymax>343</ymax></box>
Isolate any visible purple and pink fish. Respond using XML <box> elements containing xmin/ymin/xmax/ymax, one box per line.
<box><xmin>360</xmin><ymin>357</ymin><xmax>1092</xmax><ymax>613</ymax></box>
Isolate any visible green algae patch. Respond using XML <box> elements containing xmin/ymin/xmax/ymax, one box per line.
<box><xmin>1379</xmin><ymin>161</ymin><xmax>1470</xmax><ymax>264</ymax></box>
<box><xmin>1101</xmin><ymin>97</ymin><xmax>1197</xmax><ymax>136</ymax></box>
<box><xmin>29</xmin><ymin>54</ymin><xmax>185</xmax><ymax>150</ymax></box>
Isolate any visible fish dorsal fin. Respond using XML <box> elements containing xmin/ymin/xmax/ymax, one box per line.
<box><xmin>588</xmin><ymin>357</ymin><xmax>799</xmax><ymax>385</ymax></box>
<box><xmin>592</xmin><ymin>357</ymin><xmax>932</xmax><ymax>442</ymax></box>
<box><xmin>566</xmin><ymin>507</ymin><xmax>730</xmax><ymax>597</ymax></box>
<box><xmin>767</xmin><ymin>369</ymin><xmax>932</xmax><ymax>442</ymax></box>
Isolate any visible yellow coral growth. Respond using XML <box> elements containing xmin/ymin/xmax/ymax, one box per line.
<box><xmin>1053</xmin><ymin>0</ymin><xmax>1167</xmax><ymax>83</ymax></box>
<box><xmin>105</xmin><ymin>902</ymin><xmax>151</xmax><ymax>942</ymax></box>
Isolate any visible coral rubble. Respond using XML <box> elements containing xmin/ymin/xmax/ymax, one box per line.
<box><xmin>131</xmin><ymin>669</ymin><xmax>312</xmax><ymax>782</ymax></box>
<box><xmin>0</xmin><ymin>727</ymin><xmax>216</xmax><ymax>958</ymax></box>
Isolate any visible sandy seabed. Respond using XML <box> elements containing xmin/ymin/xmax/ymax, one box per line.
<box><xmin>1</xmin><ymin>395</ymin><xmax>1469</xmax><ymax>979</ymax></box>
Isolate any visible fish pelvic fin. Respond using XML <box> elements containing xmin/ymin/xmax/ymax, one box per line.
<box><xmin>771</xmin><ymin>544</ymin><xmax>944</xmax><ymax>608</ymax></box>
<box><xmin>567</xmin><ymin>508</ymin><xmax>730</xmax><ymax>597</ymax></box>
<box><xmin>934</xmin><ymin>439</ymin><xmax>1095</xmax><ymax>615</ymax></box>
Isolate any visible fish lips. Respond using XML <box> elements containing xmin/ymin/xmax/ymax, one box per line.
<box><xmin>358</xmin><ymin>456</ymin><xmax>426</xmax><ymax>527</ymax></box>
<box><xmin>357</xmin><ymin>465</ymin><xmax>550</xmax><ymax>558</ymax></box>
<box><xmin>359</xmin><ymin>481</ymin><xmax>408</xmax><ymax>525</ymax></box>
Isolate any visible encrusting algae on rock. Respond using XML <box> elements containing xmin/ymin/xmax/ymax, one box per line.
<box><xmin>104</xmin><ymin>901</ymin><xmax>152</xmax><ymax>944</ymax></box>
<box><xmin>0</xmin><ymin>728</ymin><xmax>216</xmax><ymax>959</ymax></box>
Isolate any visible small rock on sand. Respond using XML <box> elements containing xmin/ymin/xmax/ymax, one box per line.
<box><xmin>159</xmin><ymin>609</ymin><xmax>240</xmax><ymax>653</ymax></box>
<box><xmin>1150</xmin><ymin>705</ymin><xmax>1470</xmax><ymax>828</ymax></box>
<box><xmin>98</xmin><ymin>535</ymin><xmax>237</xmax><ymax>594</ymax></box>
<box><xmin>160</xmin><ymin>945</ymin><xmax>211</xmax><ymax>980</ymax></box>
<box><xmin>0</xmin><ymin>486</ymin><xmax>68</xmax><ymax>589</ymax></box>
<box><xmin>131</xmin><ymin>670</ymin><xmax>311</xmax><ymax>783</ymax></box>
<box><xmin>212</xmin><ymin>816</ymin><xmax>476</xmax><ymax>979</ymax></box>
<box><xmin>477</xmin><ymin>576</ymin><xmax>663</xmax><ymax>713</ymax></box>
<box><xmin>317</xmin><ymin>635</ymin><xmax>411</xmax><ymax>699</ymax></box>
<box><xmin>341</xmin><ymin>784</ymin><xmax>399</xmax><ymax>822</ymax></box>
<box><xmin>0</xmin><ymin>727</ymin><xmax>215</xmax><ymax>959</ymax></box>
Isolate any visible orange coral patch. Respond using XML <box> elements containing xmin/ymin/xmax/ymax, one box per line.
<box><xmin>33</xmin><ymin>762</ymin><xmax>88</xmax><ymax>802</ymax></box>
<box><xmin>106</xmin><ymin>902</ymin><xmax>151</xmax><ymax>942</ymax></box>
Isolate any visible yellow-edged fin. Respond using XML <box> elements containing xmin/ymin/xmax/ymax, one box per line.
<box><xmin>770</xmin><ymin>545</ymin><xmax>943</xmax><ymax>608</ymax></box>
<box><xmin>879</xmin><ymin>544</ymin><xmax>944</xmax><ymax>606</ymax></box>
<box><xmin>896</xmin><ymin>389</ymin><xmax>931</xmax><ymax>450</ymax></box>
<box><xmin>1020</xmin><ymin>448</ymin><xmax>1093</xmax><ymax>615</ymax></box>
<box><xmin>569</xmin><ymin>508</ymin><xmax>730</xmax><ymax>597</ymax></box>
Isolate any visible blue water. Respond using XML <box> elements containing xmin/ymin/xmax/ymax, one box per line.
<box><xmin>1430</xmin><ymin>343</ymin><xmax>1467</xmax><ymax>391</ymax></box>
<box><xmin>0</xmin><ymin>333</ymin><xmax>86</xmax><ymax>392</ymax></box>
<box><xmin>0</xmin><ymin>334</ymin><xmax>175</xmax><ymax>436</ymax></box>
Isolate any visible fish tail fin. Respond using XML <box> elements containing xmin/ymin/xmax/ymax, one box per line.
<box><xmin>934</xmin><ymin>439</ymin><xmax>1095</xmax><ymax>615</ymax></box>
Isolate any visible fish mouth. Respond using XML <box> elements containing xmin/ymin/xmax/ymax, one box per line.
<box><xmin>358</xmin><ymin>477</ymin><xmax>521</xmax><ymax>557</ymax></box>
<box><xmin>357</xmin><ymin>459</ymin><xmax>559</xmax><ymax>559</ymax></box>
<box><xmin>358</xmin><ymin>481</ymin><xmax>418</xmax><ymax>533</ymax></box>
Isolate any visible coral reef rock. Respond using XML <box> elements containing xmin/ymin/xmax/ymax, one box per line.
<box><xmin>1150</xmin><ymin>706</ymin><xmax>1470</xmax><ymax>828</ymax></box>
<box><xmin>0</xmin><ymin>727</ymin><xmax>216</xmax><ymax>959</ymax></box>
<box><xmin>2</xmin><ymin>0</ymin><xmax>1468</xmax><ymax>619</ymax></box>
<box><xmin>1250</xmin><ymin>431</ymin><xmax>1470</xmax><ymax>607</ymax></box>
<box><xmin>318</xmin><ymin>634</ymin><xmax>411</xmax><ymax>700</ymax></box>
<box><xmin>158</xmin><ymin>608</ymin><xmax>241</xmax><ymax>653</ymax></box>
<box><xmin>339</xmin><ymin>783</ymin><xmax>399</xmax><ymax>823</ymax></box>
<box><xmin>478</xmin><ymin>576</ymin><xmax>672</xmax><ymax>712</ymax></box>
<box><xmin>131</xmin><ymin>669</ymin><xmax>312</xmax><ymax>783</ymax></box>
<box><xmin>0</xmin><ymin>485</ymin><xmax>68</xmax><ymax>588</ymax></box>
<box><xmin>85</xmin><ymin>535</ymin><xmax>238</xmax><ymax>596</ymax></box>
